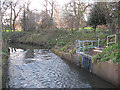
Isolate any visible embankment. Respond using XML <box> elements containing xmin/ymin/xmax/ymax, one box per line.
<box><xmin>52</xmin><ymin>49</ymin><xmax>119</xmax><ymax>87</ymax></box>
<box><xmin>52</xmin><ymin>49</ymin><xmax>78</xmax><ymax>65</ymax></box>
<box><xmin>92</xmin><ymin>61</ymin><xmax>120</xmax><ymax>87</ymax></box>
<box><xmin>2</xmin><ymin>31</ymin><xmax>119</xmax><ymax>87</ymax></box>
<box><xmin>2</xmin><ymin>41</ymin><xmax>9</xmax><ymax>88</ymax></box>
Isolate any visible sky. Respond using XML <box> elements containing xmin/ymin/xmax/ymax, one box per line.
<box><xmin>27</xmin><ymin>0</ymin><xmax>119</xmax><ymax>11</ymax></box>
<box><xmin>28</xmin><ymin>0</ymin><xmax>70</xmax><ymax>11</ymax></box>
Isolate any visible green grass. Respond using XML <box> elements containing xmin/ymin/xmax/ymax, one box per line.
<box><xmin>92</xmin><ymin>44</ymin><xmax>119</xmax><ymax>63</ymax></box>
<box><xmin>2</xmin><ymin>31</ymin><xmax>25</xmax><ymax>42</ymax></box>
<box><xmin>2</xmin><ymin>30</ymin><xmax>22</xmax><ymax>32</ymax></box>
<box><xmin>84</xmin><ymin>27</ymin><xmax>93</xmax><ymax>30</ymax></box>
<box><xmin>3</xmin><ymin>29</ymin><xmax>109</xmax><ymax>49</ymax></box>
<box><xmin>3</xmin><ymin>28</ymin><xmax>119</xmax><ymax>63</ymax></box>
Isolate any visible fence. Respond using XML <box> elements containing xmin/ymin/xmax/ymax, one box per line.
<box><xmin>107</xmin><ymin>34</ymin><xmax>117</xmax><ymax>47</ymax></box>
<box><xmin>76</xmin><ymin>38</ymin><xmax>100</xmax><ymax>72</ymax></box>
<box><xmin>76</xmin><ymin>34</ymin><xmax>117</xmax><ymax>72</ymax></box>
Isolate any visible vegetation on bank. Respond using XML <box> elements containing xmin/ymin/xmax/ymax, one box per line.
<box><xmin>92</xmin><ymin>44</ymin><xmax>119</xmax><ymax>64</ymax></box>
<box><xmin>2</xmin><ymin>41</ymin><xmax>9</xmax><ymax>88</ymax></box>
<box><xmin>1</xmin><ymin>30</ymin><xmax>22</xmax><ymax>32</ymax></box>
<box><xmin>2</xmin><ymin>28</ymin><xmax>119</xmax><ymax>63</ymax></box>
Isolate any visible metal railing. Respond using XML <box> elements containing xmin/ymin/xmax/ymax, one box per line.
<box><xmin>76</xmin><ymin>38</ymin><xmax>100</xmax><ymax>55</ymax></box>
<box><xmin>76</xmin><ymin>34</ymin><xmax>117</xmax><ymax>72</ymax></box>
<box><xmin>76</xmin><ymin>38</ymin><xmax>100</xmax><ymax>72</ymax></box>
<box><xmin>107</xmin><ymin>34</ymin><xmax>117</xmax><ymax>47</ymax></box>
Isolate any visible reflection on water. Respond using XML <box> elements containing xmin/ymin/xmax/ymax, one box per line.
<box><xmin>25</xmin><ymin>50</ymin><xmax>34</xmax><ymax>59</ymax></box>
<box><xmin>7</xmin><ymin>43</ymin><xmax>115</xmax><ymax>88</ymax></box>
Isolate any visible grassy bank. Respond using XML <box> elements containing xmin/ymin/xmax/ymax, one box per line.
<box><xmin>2</xmin><ymin>29</ymin><xmax>119</xmax><ymax>63</ymax></box>
<box><xmin>92</xmin><ymin>44</ymin><xmax>119</xmax><ymax>63</ymax></box>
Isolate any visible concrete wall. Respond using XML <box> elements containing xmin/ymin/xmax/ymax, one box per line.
<box><xmin>92</xmin><ymin>61</ymin><xmax>120</xmax><ymax>87</ymax></box>
<box><xmin>52</xmin><ymin>50</ymin><xmax>119</xmax><ymax>87</ymax></box>
<box><xmin>52</xmin><ymin>50</ymin><xmax>78</xmax><ymax>65</ymax></box>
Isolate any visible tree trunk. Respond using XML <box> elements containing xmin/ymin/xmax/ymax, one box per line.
<box><xmin>93</xmin><ymin>25</ymin><xmax>97</xmax><ymax>32</ymax></box>
<box><xmin>76</xmin><ymin>17</ymin><xmax>80</xmax><ymax>30</ymax></box>
<box><xmin>10</xmin><ymin>2</ymin><xmax>12</xmax><ymax>30</ymax></box>
<box><xmin>13</xmin><ymin>20</ymin><xmax>15</xmax><ymax>31</ymax></box>
<box><xmin>0</xmin><ymin>8</ymin><xmax>2</xmax><ymax>32</ymax></box>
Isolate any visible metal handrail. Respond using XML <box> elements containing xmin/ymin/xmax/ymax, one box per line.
<box><xmin>107</xmin><ymin>34</ymin><xmax>117</xmax><ymax>47</ymax></box>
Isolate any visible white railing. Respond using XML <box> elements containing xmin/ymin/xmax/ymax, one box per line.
<box><xmin>107</xmin><ymin>34</ymin><xmax>117</xmax><ymax>47</ymax></box>
<box><xmin>76</xmin><ymin>38</ymin><xmax>100</xmax><ymax>55</ymax></box>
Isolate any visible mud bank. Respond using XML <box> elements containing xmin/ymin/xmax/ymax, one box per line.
<box><xmin>52</xmin><ymin>49</ymin><xmax>119</xmax><ymax>87</ymax></box>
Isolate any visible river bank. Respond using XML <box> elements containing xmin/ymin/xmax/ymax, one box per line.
<box><xmin>6</xmin><ymin>43</ymin><xmax>116</xmax><ymax>88</ymax></box>
<box><xmin>1</xmin><ymin>41</ymin><xmax>9</xmax><ymax>88</ymax></box>
<box><xmin>2</xmin><ymin>29</ymin><xmax>119</xmax><ymax>88</ymax></box>
<box><xmin>2</xmin><ymin>41</ymin><xmax>119</xmax><ymax>88</ymax></box>
<box><xmin>52</xmin><ymin>49</ymin><xmax>119</xmax><ymax>87</ymax></box>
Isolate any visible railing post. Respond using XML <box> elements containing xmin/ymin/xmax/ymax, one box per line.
<box><xmin>98</xmin><ymin>38</ymin><xmax>100</xmax><ymax>48</ymax></box>
<box><xmin>107</xmin><ymin>36</ymin><xmax>108</xmax><ymax>47</ymax></box>
<box><xmin>91</xmin><ymin>41</ymin><xmax>93</xmax><ymax>48</ymax></box>
<box><xmin>90</xmin><ymin>59</ymin><xmax>92</xmax><ymax>73</ymax></box>
<box><xmin>78</xmin><ymin>40</ymin><xmax>81</xmax><ymax>54</ymax></box>
<box><xmin>76</xmin><ymin>40</ymin><xmax>78</xmax><ymax>54</ymax></box>
<box><xmin>81</xmin><ymin>41</ymin><xmax>84</xmax><ymax>68</ymax></box>
<box><xmin>83</xmin><ymin>41</ymin><xmax>84</xmax><ymax>53</ymax></box>
<box><xmin>115</xmin><ymin>34</ymin><xmax>117</xmax><ymax>44</ymax></box>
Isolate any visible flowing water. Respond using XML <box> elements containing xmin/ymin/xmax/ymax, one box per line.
<box><xmin>7</xmin><ymin>43</ymin><xmax>115</xmax><ymax>88</ymax></box>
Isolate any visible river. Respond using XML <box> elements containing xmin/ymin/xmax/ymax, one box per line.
<box><xmin>6</xmin><ymin>43</ymin><xmax>115</xmax><ymax>88</ymax></box>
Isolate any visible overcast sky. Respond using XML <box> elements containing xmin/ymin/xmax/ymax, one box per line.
<box><xmin>27</xmin><ymin>0</ymin><xmax>119</xmax><ymax>11</ymax></box>
<box><xmin>28</xmin><ymin>0</ymin><xmax>70</xmax><ymax>11</ymax></box>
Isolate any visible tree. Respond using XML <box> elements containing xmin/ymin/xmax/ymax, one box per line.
<box><xmin>48</xmin><ymin>0</ymin><xmax>57</xmax><ymax>29</ymax></box>
<box><xmin>100</xmin><ymin>2</ymin><xmax>119</xmax><ymax>34</ymax></box>
<box><xmin>88</xmin><ymin>3</ymin><xmax>106</xmax><ymax>32</ymax></box>
<box><xmin>21</xmin><ymin>1</ymin><xmax>39</xmax><ymax>31</ymax></box>
<box><xmin>62</xmin><ymin>0</ymin><xmax>91</xmax><ymax>31</ymax></box>
<box><xmin>21</xmin><ymin>10</ymin><xmax>39</xmax><ymax>31</ymax></box>
<box><xmin>12</xmin><ymin>0</ymin><xmax>23</xmax><ymax>31</ymax></box>
<box><xmin>40</xmin><ymin>11</ymin><xmax>55</xmax><ymax>29</ymax></box>
<box><xmin>0</xmin><ymin>1</ymin><xmax>2</xmax><ymax>32</ymax></box>
<box><xmin>2</xmin><ymin>0</ymin><xmax>23</xmax><ymax>31</ymax></box>
<box><xmin>1</xmin><ymin>0</ymin><xmax>11</xmax><ymax>31</ymax></box>
<box><xmin>21</xmin><ymin>5</ymin><xmax>26</xmax><ymax>31</ymax></box>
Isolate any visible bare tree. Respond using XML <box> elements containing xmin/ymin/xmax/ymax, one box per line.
<box><xmin>40</xmin><ymin>0</ymin><xmax>57</xmax><ymax>30</ymax></box>
<box><xmin>9</xmin><ymin>1</ymin><xmax>12</xmax><ymax>30</ymax></box>
<box><xmin>0</xmin><ymin>1</ymin><xmax>2</xmax><ymax>32</ymax></box>
<box><xmin>12</xmin><ymin>0</ymin><xmax>23</xmax><ymax>31</ymax></box>
<box><xmin>63</xmin><ymin>0</ymin><xmax>91</xmax><ymax>30</ymax></box>
<box><xmin>1</xmin><ymin>0</ymin><xmax>10</xmax><ymax>30</ymax></box>
<box><xmin>44</xmin><ymin>0</ymin><xmax>48</xmax><ymax>16</ymax></box>
<box><xmin>1</xmin><ymin>0</ymin><xmax>24</xmax><ymax>31</ymax></box>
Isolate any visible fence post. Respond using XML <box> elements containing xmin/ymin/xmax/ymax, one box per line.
<box><xmin>98</xmin><ymin>38</ymin><xmax>100</xmax><ymax>48</ymax></box>
<box><xmin>115</xmin><ymin>34</ymin><xmax>117</xmax><ymax>43</ymax></box>
<box><xmin>83</xmin><ymin>41</ymin><xmax>84</xmax><ymax>53</ymax></box>
<box><xmin>107</xmin><ymin>36</ymin><xmax>108</xmax><ymax>47</ymax></box>
<box><xmin>90</xmin><ymin>59</ymin><xmax>92</xmax><ymax>73</ymax></box>
<box><xmin>76</xmin><ymin>40</ymin><xmax>78</xmax><ymax>54</ymax></box>
<box><xmin>91</xmin><ymin>41</ymin><xmax>93</xmax><ymax>48</ymax></box>
<box><xmin>79</xmin><ymin>40</ymin><xmax>81</xmax><ymax>53</ymax></box>
<box><xmin>81</xmin><ymin>41</ymin><xmax>85</xmax><ymax>68</ymax></box>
